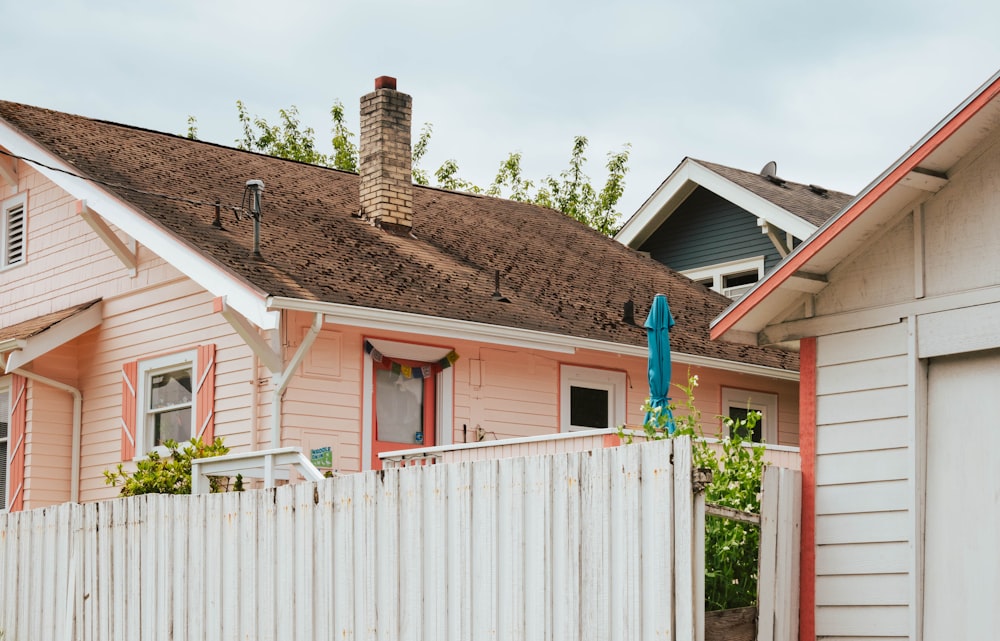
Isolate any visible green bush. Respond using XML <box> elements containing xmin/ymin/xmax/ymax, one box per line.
<box><xmin>625</xmin><ymin>374</ymin><xmax>765</xmax><ymax>611</ymax></box>
<box><xmin>104</xmin><ymin>437</ymin><xmax>240</xmax><ymax>496</ymax></box>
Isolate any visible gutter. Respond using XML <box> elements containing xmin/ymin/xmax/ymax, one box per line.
<box><xmin>268</xmin><ymin>296</ymin><xmax>799</xmax><ymax>381</ymax></box>
<box><xmin>0</xmin><ymin>356</ymin><xmax>83</xmax><ymax>503</ymax></box>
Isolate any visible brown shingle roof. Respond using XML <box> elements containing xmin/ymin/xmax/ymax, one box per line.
<box><xmin>0</xmin><ymin>299</ymin><xmax>101</xmax><ymax>342</ymax></box>
<box><xmin>694</xmin><ymin>159</ymin><xmax>853</xmax><ymax>227</ymax></box>
<box><xmin>0</xmin><ymin>101</ymin><xmax>797</xmax><ymax>371</ymax></box>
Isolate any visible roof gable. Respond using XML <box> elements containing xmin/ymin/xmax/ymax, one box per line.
<box><xmin>0</xmin><ymin>100</ymin><xmax>798</xmax><ymax>372</ymax></box>
<box><xmin>616</xmin><ymin>157</ymin><xmax>852</xmax><ymax>248</ymax></box>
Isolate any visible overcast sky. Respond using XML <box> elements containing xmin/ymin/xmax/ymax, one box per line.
<box><xmin>4</xmin><ymin>1</ymin><xmax>1000</xmax><ymax>219</ymax></box>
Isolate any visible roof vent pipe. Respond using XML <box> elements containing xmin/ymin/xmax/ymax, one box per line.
<box><xmin>245</xmin><ymin>179</ymin><xmax>265</xmax><ymax>258</ymax></box>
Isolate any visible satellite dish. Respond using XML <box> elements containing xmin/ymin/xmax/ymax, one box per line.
<box><xmin>760</xmin><ymin>161</ymin><xmax>777</xmax><ymax>178</ymax></box>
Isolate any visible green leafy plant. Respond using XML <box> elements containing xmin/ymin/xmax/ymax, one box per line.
<box><xmin>103</xmin><ymin>437</ymin><xmax>236</xmax><ymax>496</ymax></box>
<box><xmin>623</xmin><ymin>374</ymin><xmax>765</xmax><ymax>610</ymax></box>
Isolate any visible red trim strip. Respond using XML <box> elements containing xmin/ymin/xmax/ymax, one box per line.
<box><xmin>798</xmin><ymin>337</ymin><xmax>817</xmax><ymax>641</ymax></box>
<box><xmin>712</xmin><ymin>76</ymin><xmax>1000</xmax><ymax>340</ymax></box>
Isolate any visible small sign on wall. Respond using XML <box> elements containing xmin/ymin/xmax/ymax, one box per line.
<box><xmin>310</xmin><ymin>446</ymin><xmax>333</xmax><ymax>469</ymax></box>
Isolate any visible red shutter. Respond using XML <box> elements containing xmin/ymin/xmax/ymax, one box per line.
<box><xmin>121</xmin><ymin>361</ymin><xmax>138</xmax><ymax>460</ymax></box>
<box><xmin>8</xmin><ymin>374</ymin><xmax>26</xmax><ymax>512</ymax></box>
<box><xmin>196</xmin><ymin>344</ymin><xmax>216</xmax><ymax>444</ymax></box>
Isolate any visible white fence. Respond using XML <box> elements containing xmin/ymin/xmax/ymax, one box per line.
<box><xmin>0</xmin><ymin>438</ymin><xmax>707</xmax><ymax>641</ymax></box>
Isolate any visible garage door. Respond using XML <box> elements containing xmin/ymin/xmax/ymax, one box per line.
<box><xmin>925</xmin><ymin>349</ymin><xmax>1000</xmax><ymax>638</ymax></box>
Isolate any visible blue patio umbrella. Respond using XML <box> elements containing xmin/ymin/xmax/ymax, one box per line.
<box><xmin>644</xmin><ymin>294</ymin><xmax>676</xmax><ymax>433</ymax></box>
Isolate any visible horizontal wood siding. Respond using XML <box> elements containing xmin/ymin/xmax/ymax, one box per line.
<box><xmin>638</xmin><ymin>186</ymin><xmax>781</xmax><ymax>273</ymax></box>
<box><xmin>813</xmin><ymin>322</ymin><xmax>910</xmax><ymax>639</ymax></box>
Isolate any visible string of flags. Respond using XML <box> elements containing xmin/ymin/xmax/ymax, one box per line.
<box><xmin>364</xmin><ymin>341</ymin><xmax>459</xmax><ymax>379</ymax></box>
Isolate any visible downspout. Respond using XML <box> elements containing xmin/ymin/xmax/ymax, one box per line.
<box><xmin>1</xmin><ymin>355</ymin><xmax>83</xmax><ymax>503</ymax></box>
<box><xmin>270</xmin><ymin>313</ymin><xmax>323</xmax><ymax>449</ymax></box>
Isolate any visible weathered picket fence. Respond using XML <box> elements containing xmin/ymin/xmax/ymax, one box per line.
<box><xmin>0</xmin><ymin>438</ymin><xmax>707</xmax><ymax>641</ymax></box>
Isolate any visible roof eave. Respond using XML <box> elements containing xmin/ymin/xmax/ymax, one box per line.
<box><xmin>268</xmin><ymin>296</ymin><xmax>798</xmax><ymax>380</ymax></box>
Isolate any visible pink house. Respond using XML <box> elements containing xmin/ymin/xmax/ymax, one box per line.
<box><xmin>714</xmin><ymin>69</ymin><xmax>1000</xmax><ymax>639</ymax></box>
<box><xmin>0</xmin><ymin>77</ymin><xmax>798</xmax><ymax>512</ymax></box>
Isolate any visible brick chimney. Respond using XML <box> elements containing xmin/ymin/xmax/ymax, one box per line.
<box><xmin>359</xmin><ymin>76</ymin><xmax>413</xmax><ymax>233</ymax></box>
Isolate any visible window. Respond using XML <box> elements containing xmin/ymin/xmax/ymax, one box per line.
<box><xmin>137</xmin><ymin>351</ymin><xmax>195</xmax><ymax>453</ymax></box>
<box><xmin>560</xmin><ymin>365</ymin><xmax>626</xmax><ymax>432</ymax></box>
<box><xmin>681</xmin><ymin>256</ymin><xmax>765</xmax><ymax>300</ymax></box>
<box><xmin>721</xmin><ymin>387</ymin><xmax>778</xmax><ymax>444</ymax></box>
<box><xmin>362</xmin><ymin>339</ymin><xmax>455</xmax><ymax>470</ymax></box>
<box><xmin>121</xmin><ymin>345</ymin><xmax>216</xmax><ymax>460</ymax></box>
<box><xmin>1</xmin><ymin>193</ymin><xmax>26</xmax><ymax>269</ymax></box>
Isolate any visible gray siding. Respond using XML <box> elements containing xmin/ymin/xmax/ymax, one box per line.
<box><xmin>638</xmin><ymin>187</ymin><xmax>782</xmax><ymax>273</ymax></box>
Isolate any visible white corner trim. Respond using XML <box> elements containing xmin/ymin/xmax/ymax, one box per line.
<box><xmin>616</xmin><ymin>158</ymin><xmax>817</xmax><ymax>248</ymax></box>
<box><xmin>0</xmin><ymin>121</ymin><xmax>277</xmax><ymax>330</ymax></box>
<box><xmin>4</xmin><ymin>301</ymin><xmax>103</xmax><ymax>372</ymax></box>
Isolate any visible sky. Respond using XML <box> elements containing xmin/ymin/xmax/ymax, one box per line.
<box><xmin>4</xmin><ymin>0</ymin><xmax>1000</xmax><ymax>220</ymax></box>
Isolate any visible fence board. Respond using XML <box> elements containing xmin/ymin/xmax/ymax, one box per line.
<box><xmin>0</xmin><ymin>437</ymin><xmax>767</xmax><ymax>641</ymax></box>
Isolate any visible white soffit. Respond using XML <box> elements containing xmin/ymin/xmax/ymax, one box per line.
<box><xmin>616</xmin><ymin>158</ymin><xmax>817</xmax><ymax>247</ymax></box>
<box><xmin>0</xmin><ymin>124</ymin><xmax>277</xmax><ymax>330</ymax></box>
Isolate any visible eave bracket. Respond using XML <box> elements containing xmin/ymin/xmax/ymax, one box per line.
<box><xmin>77</xmin><ymin>200</ymin><xmax>137</xmax><ymax>277</ymax></box>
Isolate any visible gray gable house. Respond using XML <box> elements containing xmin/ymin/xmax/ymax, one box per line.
<box><xmin>616</xmin><ymin>158</ymin><xmax>853</xmax><ymax>299</ymax></box>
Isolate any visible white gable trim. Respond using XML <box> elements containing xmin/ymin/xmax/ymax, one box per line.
<box><xmin>616</xmin><ymin>158</ymin><xmax>817</xmax><ymax>247</ymax></box>
<box><xmin>0</xmin><ymin>122</ymin><xmax>277</xmax><ymax>330</ymax></box>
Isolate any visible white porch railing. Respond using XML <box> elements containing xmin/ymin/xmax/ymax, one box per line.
<box><xmin>380</xmin><ymin>427</ymin><xmax>801</xmax><ymax>470</ymax></box>
<box><xmin>190</xmin><ymin>446</ymin><xmax>325</xmax><ymax>494</ymax></box>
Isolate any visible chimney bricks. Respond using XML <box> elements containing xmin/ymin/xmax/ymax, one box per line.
<box><xmin>359</xmin><ymin>76</ymin><xmax>413</xmax><ymax>233</ymax></box>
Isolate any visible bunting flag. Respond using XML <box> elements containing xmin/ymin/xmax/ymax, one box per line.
<box><xmin>365</xmin><ymin>341</ymin><xmax>459</xmax><ymax>379</ymax></box>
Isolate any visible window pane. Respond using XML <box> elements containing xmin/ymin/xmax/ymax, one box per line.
<box><xmin>154</xmin><ymin>407</ymin><xmax>191</xmax><ymax>446</ymax></box>
<box><xmin>375</xmin><ymin>369</ymin><xmax>425</xmax><ymax>444</ymax></box>
<box><xmin>149</xmin><ymin>368</ymin><xmax>192</xmax><ymax>410</ymax></box>
<box><xmin>570</xmin><ymin>386</ymin><xmax>609</xmax><ymax>429</ymax></box>
<box><xmin>729</xmin><ymin>407</ymin><xmax>763</xmax><ymax>443</ymax></box>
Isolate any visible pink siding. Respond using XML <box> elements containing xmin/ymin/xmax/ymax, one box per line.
<box><xmin>22</xmin><ymin>343</ymin><xmax>76</xmax><ymax>509</ymax></box>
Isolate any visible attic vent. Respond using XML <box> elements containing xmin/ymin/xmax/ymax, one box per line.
<box><xmin>3</xmin><ymin>197</ymin><xmax>25</xmax><ymax>267</ymax></box>
<box><xmin>764</xmin><ymin>174</ymin><xmax>787</xmax><ymax>187</ymax></box>
<box><xmin>808</xmin><ymin>184</ymin><xmax>829</xmax><ymax>197</ymax></box>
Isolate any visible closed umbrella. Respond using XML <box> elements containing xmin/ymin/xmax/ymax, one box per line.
<box><xmin>644</xmin><ymin>294</ymin><xmax>676</xmax><ymax>433</ymax></box>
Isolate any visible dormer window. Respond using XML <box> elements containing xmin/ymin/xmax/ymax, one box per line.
<box><xmin>1</xmin><ymin>193</ymin><xmax>26</xmax><ymax>269</ymax></box>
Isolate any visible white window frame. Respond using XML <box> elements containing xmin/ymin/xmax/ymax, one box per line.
<box><xmin>1</xmin><ymin>192</ymin><xmax>26</xmax><ymax>270</ymax></box>
<box><xmin>560</xmin><ymin>365</ymin><xmax>626</xmax><ymax>432</ymax></box>
<box><xmin>721</xmin><ymin>387</ymin><xmax>778</xmax><ymax>444</ymax></box>
<box><xmin>682</xmin><ymin>255</ymin><xmax>764</xmax><ymax>299</ymax></box>
<box><xmin>135</xmin><ymin>350</ymin><xmax>197</xmax><ymax>456</ymax></box>
<box><xmin>361</xmin><ymin>339</ymin><xmax>455</xmax><ymax>471</ymax></box>
<box><xmin>0</xmin><ymin>376</ymin><xmax>9</xmax><ymax>511</ymax></box>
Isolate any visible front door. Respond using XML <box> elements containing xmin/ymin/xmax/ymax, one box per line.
<box><xmin>370</xmin><ymin>358</ymin><xmax>436</xmax><ymax>470</ymax></box>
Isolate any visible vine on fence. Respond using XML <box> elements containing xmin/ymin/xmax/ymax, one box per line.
<box><xmin>622</xmin><ymin>374</ymin><xmax>765</xmax><ymax>611</ymax></box>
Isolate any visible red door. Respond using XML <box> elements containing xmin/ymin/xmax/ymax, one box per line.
<box><xmin>371</xmin><ymin>358</ymin><xmax>436</xmax><ymax>470</ymax></box>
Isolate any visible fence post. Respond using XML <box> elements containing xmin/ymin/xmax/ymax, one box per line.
<box><xmin>757</xmin><ymin>466</ymin><xmax>802</xmax><ymax>641</ymax></box>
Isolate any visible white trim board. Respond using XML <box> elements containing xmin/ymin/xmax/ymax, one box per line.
<box><xmin>268</xmin><ymin>296</ymin><xmax>800</xmax><ymax>381</ymax></box>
